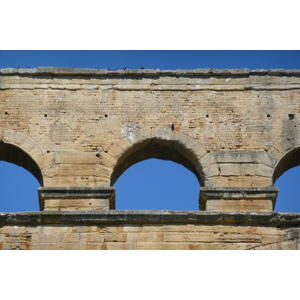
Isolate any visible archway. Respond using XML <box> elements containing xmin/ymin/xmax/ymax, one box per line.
<box><xmin>110</xmin><ymin>136</ymin><xmax>203</xmax><ymax>210</ymax></box>
<box><xmin>273</xmin><ymin>147</ymin><xmax>300</xmax><ymax>213</ymax></box>
<box><xmin>111</xmin><ymin>137</ymin><xmax>204</xmax><ymax>186</ymax></box>
<box><xmin>0</xmin><ymin>142</ymin><xmax>43</xmax><ymax>212</ymax></box>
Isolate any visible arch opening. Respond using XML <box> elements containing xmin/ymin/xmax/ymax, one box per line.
<box><xmin>0</xmin><ymin>161</ymin><xmax>41</xmax><ymax>212</ymax></box>
<box><xmin>273</xmin><ymin>147</ymin><xmax>300</xmax><ymax>184</ymax></box>
<box><xmin>115</xmin><ymin>158</ymin><xmax>200</xmax><ymax>210</ymax></box>
<box><xmin>110</xmin><ymin>138</ymin><xmax>204</xmax><ymax>186</ymax></box>
<box><xmin>0</xmin><ymin>142</ymin><xmax>43</xmax><ymax>186</ymax></box>
<box><xmin>273</xmin><ymin>147</ymin><xmax>300</xmax><ymax>213</ymax></box>
<box><xmin>110</xmin><ymin>137</ymin><xmax>203</xmax><ymax>210</ymax></box>
<box><xmin>0</xmin><ymin>142</ymin><xmax>43</xmax><ymax>212</ymax></box>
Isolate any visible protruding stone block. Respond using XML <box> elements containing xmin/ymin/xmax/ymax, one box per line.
<box><xmin>38</xmin><ymin>186</ymin><xmax>115</xmax><ymax>211</ymax></box>
<box><xmin>200</xmin><ymin>187</ymin><xmax>278</xmax><ymax>212</ymax></box>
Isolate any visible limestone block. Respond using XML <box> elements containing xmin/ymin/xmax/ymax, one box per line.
<box><xmin>79</xmin><ymin>233</ymin><xmax>105</xmax><ymax>244</ymax></box>
<box><xmin>54</xmin><ymin>151</ymin><xmax>99</xmax><ymax>164</ymax></box>
<box><xmin>219</xmin><ymin>164</ymin><xmax>241</xmax><ymax>176</ymax></box>
<box><xmin>126</xmin><ymin>232</ymin><xmax>164</xmax><ymax>243</ymax></box>
<box><xmin>2</xmin><ymin>130</ymin><xmax>15</xmax><ymax>143</ymax></box>
<box><xmin>99</xmin><ymin>152</ymin><xmax>117</xmax><ymax>168</ymax></box>
<box><xmin>203</xmin><ymin>164</ymin><xmax>219</xmax><ymax>178</ymax></box>
<box><xmin>43</xmin><ymin>175</ymin><xmax>76</xmax><ymax>187</ymax></box>
<box><xmin>21</xmin><ymin>136</ymin><xmax>39</xmax><ymax>152</ymax></box>
<box><xmin>58</xmin><ymin>164</ymin><xmax>96</xmax><ymax>176</ymax></box>
<box><xmin>255</xmin><ymin>151</ymin><xmax>277</xmax><ymax>167</ymax></box>
<box><xmin>214</xmin><ymin>232</ymin><xmax>261</xmax><ymax>243</ymax></box>
<box><xmin>0</xmin><ymin>68</ymin><xmax>17</xmax><ymax>74</ymax></box>
<box><xmin>37</xmin><ymin>67</ymin><xmax>54</xmax><ymax>73</ymax></box>
<box><xmin>206</xmin><ymin>176</ymin><xmax>272</xmax><ymax>188</ymax></box>
<box><xmin>200</xmin><ymin>187</ymin><xmax>278</xmax><ymax>211</ymax></box>
<box><xmin>73</xmin><ymin>68</ymin><xmax>97</xmax><ymax>74</ymax></box>
<box><xmin>29</xmin><ymin>144</ymin><xmax>47</xmax><ymax>158</ymax></box>
<box><xmin>102</xmin><ymin>232</ymin><xmax>128</xmax><ymax>242</ymax></box>
<box><xmin>43</xmin><ymin>199</ymin><xmax>110</xmax><ymax>211</ymax></box>
<box><xmin>95</xmin><ymin>165</ymin><xmax>112</xmax><ymax>178</ymax></box>
<box><xmin>165</xmin><ymin>232</ymin><xmax>214</xmax><ymax>243</ymax></box>
<box><xmin>13</xmin><ymin>131</ymin><xmax>27</xmax><ymax>145</ymax></box>
<box><xmin>254</xmin><ymin>164</ymin><xmax>273</xmax><ymax>177</ymax></box>
<box><xmin>187</xmin><ymin>243</ymin><xmax>260</xmax><ymax>250</ymax></box>
<box><xmin>252</xmin><ymin>240</ymin><xmax>297</xmax><ymax>250</ymax></box>
<box><xmin>173</xmin><ymin>131</ymin><xmax>207</xmax><ymax>159</ymax></box>
<box><xmin>200</xmin><ymin>153</ymin><xmax>216</xmax><ymax>169</ymax></box>
<box><xmin>136</xmin><ymin>242</ymin><xmax>187</xmax><ymax>250</ymax></box>
<box><xmin>42</xmin><ymin>164</ymin><xmax>61</xmax><ymax>177</ymax></box>
<box><xmin>53</xmin><ymin>67</ymin><xmax>73</xmax><ymax>74</ymax></box>
<box><xmin>108</xmin><ymin>142</ymin><xmax>130</xmax><ymax>160</ymax></box>
<box><xmin>39</xmin><ymin>186</ymin><xmax>115</xmax><ymax>210</ymax></box>
<box><xmin>215</xmin><ymin>151</ymin><xmax>256</xmax><ymax>163</ymax></box>
<box><xmin>153</xmin><ymin>128</ymin><xmax>173</xmax><ymax>140</ymax></box>
<box><xmin>105</xmin><ymin>242</ymin><xmax>136</xmax><ymax>250</ymax></box>
<box><xmin>37</xmin><ymin>152</ymin><xmax>55</xmax><ymax>170</ymax></box>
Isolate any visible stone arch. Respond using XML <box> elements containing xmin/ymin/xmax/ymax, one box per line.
<box><xmin>108</xmin><ymin>128</ymin><xmax>208</xmax><ymax>186</ymax></box>
<box><xmin>273</xmin><ymin>144</ymin><xmax>300</xmax><ymax>184</ymax></box>
<box><xmin>0</xmin><ymin>130</ymin><xmax>46</xmax><ymax>185</ymax></box>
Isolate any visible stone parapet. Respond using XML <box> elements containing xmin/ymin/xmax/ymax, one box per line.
<box><xmin>38</xmin><ymin>187</ymin><xmax>115</xmax><ymax>211</ymax></box>
<box><xmin>0</xmin><ymin>211</ymin><xmax>299</xmax><ymax>250</ymax></box>
<box><xmin>200</xmin><ymin>187</ymin><xmax>278</xmax><ymax>211</ymax></box>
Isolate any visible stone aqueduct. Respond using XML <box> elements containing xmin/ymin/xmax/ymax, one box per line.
<box><xmin>1</xmin><ymin>67</ymin><xmax>300</xmax><ymax>250</ymax></box>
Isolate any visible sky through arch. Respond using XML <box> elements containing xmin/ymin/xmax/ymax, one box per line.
<box><xmin>274</xmin><ymin>166</ymin><xmax>300</xmax><ymax>213</ymax></box>
<box><xmin>115</xmin><ymin>158</ymin><xmax>200</xmax><ymax>210</ymax></box>
<box><xmin>0</xmin><ymin>161</ymin><xmax>40</xmax><ymax>212</ymax></box>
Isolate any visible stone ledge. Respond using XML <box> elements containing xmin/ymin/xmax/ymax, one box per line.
<box><xmin>1</xmin><ymin>67</ymin><xmax>300</xmax><ymax>77</ymax></box>
<box><xmin>0</xmin><ymin>211</ymin><xmax>300</xmax><ymax>226</ymax></box>
<box><xmin>38</xmin><ymin>186</ymin><xmax>115</xmax><ymax>198</ymax></box>
<box><xmin>200</xmin><ymin>187</ymin><xmax>278</xmax><ymax>211</ymax></box>
<box><xmin>38</xmin><ymin>187</ymin><xmax>115</xmax><ymax>210</ymax></box>
<box><xmin>200</xmin><ymin>187</ymin><xmax>278</xmax><ymax>199</ymax></box>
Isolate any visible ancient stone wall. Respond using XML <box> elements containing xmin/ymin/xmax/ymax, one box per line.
<box><xmin>1</xmin><ymin>67</ymin><xmax>300</xmax><ymax>250</ymax></box>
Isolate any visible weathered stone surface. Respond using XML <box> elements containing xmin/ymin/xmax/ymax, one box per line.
<box><xmin>1</xmin><ymin>68</ymin><xmax>300</xmax><ymax>249</ymax></box>
<box><xmin>0</xmin><ymin>211</ymin><xmax>299</xmax><ymax>250</ymax></box>
<box><xmin>38</xmin><ymin>187</ymin><xmax>115</xmax><ymax>210</ymax></box>
<box><xmin>200</xmin><ymin>187</ymin><xmax>278</xmax><ymax>211</ymax></box>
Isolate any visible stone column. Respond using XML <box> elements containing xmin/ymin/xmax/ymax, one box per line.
<box><xmin>38</xmin><ymin>187</ymin><xmax>115</xmax><ymax>211</ymax></box>
<box><xmin>200</xmin><ymin>187</ymin><xmax>278</xmax><ymax>211</ymax></box>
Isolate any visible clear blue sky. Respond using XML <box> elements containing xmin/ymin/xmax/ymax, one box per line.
<box><xmin>0</xmin><ymin>50</ymin><xmax>300</xmax><ymax>212</ymax></box>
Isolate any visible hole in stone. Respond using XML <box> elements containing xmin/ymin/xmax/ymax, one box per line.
<box><xmin>105</xmin><ymin>114</ymin><xmax>108</xmax><ymax>117</ymax></box>
<box><xmin>96</xmin><ymin>153</ymin><xmax>100</xmax><ymax>158</ymax></box>
<box><xmin>289</xmin><ymin>114</ymin><xmax>295</xmax><ymax>120</ymax></box>
<box><xmin>44</xmin><ymin>114</ymin><xmax>47</xmax><ymax>117</ymax></box>
<box><xmin>47</xmin><ymin>150</ymin><xmax>50</xmax><ymax>153</ymax></box>
<box><xmin>206</xmin><ymin>115</ymin><xmax>209</xmax><ymax>118</ymax></box>
<box><xmin>4</xmin><ymin>112</ymin><xmax>8</xmax><ymax>115</ymax></box>
<box><xmin>267</xmin><ymin>114</ymin><xmax>271</xmax><ymax>118</ymax></box>
<box><xmin>171</xmin><ymin>124</ymin><xmax>175</xmax><ymax>131</ymax></box>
